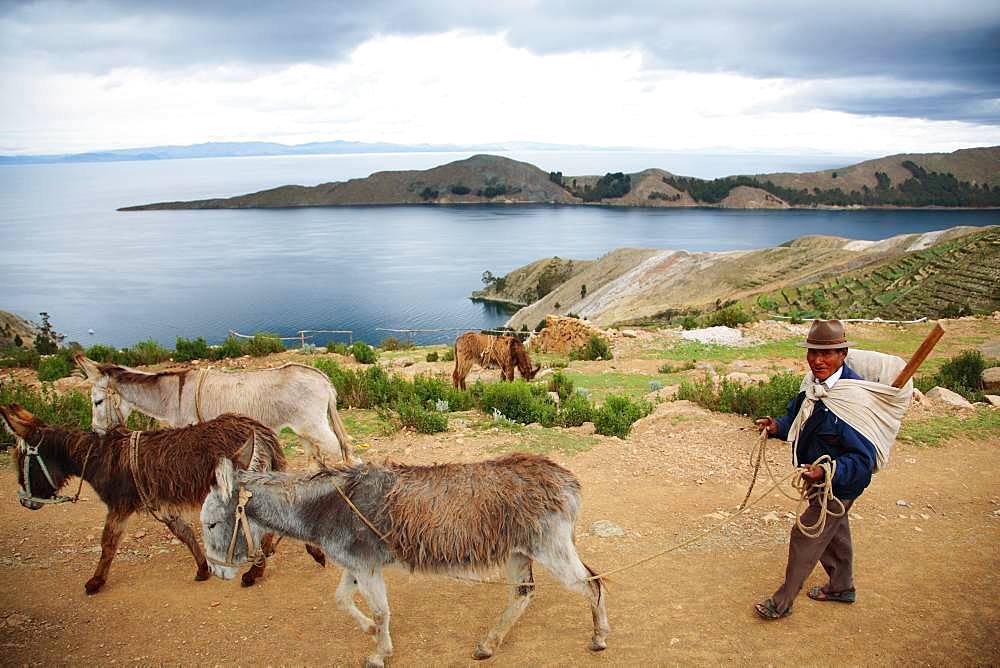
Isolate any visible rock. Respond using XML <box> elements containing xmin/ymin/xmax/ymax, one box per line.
<box><xmin>725</xmin><ymin>372</ymin><xmax>753</xmax><ymax>384</ymax></box>
<box><xmin>985</xmin><ymin>395</ymin><xmax>1000</xmax><ymax>408</ymax></box>
<box><xmin>169</xmin><ymin>538</ymin><xmax>181</xmax><ymax>546</ymax></box>
<box><xmin>570</xmin><ymin>421</ymin><xmax>596</xmax><ymax>435</ymax></box>
<box><xmin>911</xmin><ymin>388</ymin><xmax>926</xmax><ymax>404</ymax></box>
<box><xmin>896</xmin><ymin>500</ymin><xmax>910</xmax><ymax>507</ymax></box>
<box><xmin>926</xmin><ymin>386</ymin><xmax>973</xmax><ymax>408</ymax></box>
<box><xmin>546</xmin><ymin>391</ymin><xmax>561</xmax><ymax>406</ymax></box>
<box><xmin>4</xmin><ymin>613</ymin><xmax>30</xmax><ymax>628</ymax></box>
<box><xmin>982</xmin><ymin>367</ymin><xmax>1000</xmax><ymax>392</ymax></box>
<box><xmin>534</xmin><ymin>367</ymin><xmax>556</xmax><ymax>380</ymax></box>
<box><xmin>590</xmin><ymin>520</ymin><xmax>625</xmax><ymax>537</ymax></box>
<box><xmin>761</xmin><ymin>511</ymin><xmax>781</xmax><ymax>522</ymax></box>
<box><xmin>133</xmin><ymin>529</ymin><xmax>147</xmax><ymax>539</ymax></box>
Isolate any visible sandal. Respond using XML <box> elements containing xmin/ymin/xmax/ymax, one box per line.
<box><xmin>807</xmin><ymin>586</ymin><xmax>856</xmax><ymax>603</ymax></box>
<box><xmin>754</xmin><ymin>598</ymin><xmax>792</xmax><ymax>620</ymax></box>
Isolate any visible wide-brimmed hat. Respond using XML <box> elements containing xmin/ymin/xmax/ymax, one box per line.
<box><xmin>798</xmin><ymin>319</ymin><xmax>855</xmax><ymax>349</ymax></box>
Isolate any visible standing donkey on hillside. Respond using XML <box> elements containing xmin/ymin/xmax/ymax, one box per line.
<box><xmin>452</xmin><ymin>332</ymin><xmax>540</xmax><ymax>389</ymax></box>
<box><xmin>201</xmin><ymin>453</ymin><xmax>609</xmax><ymax>667</ymax></box>
<box><xmin>76</xmin><ymin>355</ymin><xmax>357</xmax><ymax>465</ymax></box>
<box><xmin>0</xmin><ymin>404</ymin><xmax>323</xmax><ymax>593</ymax></box>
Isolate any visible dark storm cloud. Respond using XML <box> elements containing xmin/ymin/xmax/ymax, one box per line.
<box><xmin>2</xmin><ymin>0</ymin><xmax>998</xmax><ymax>122</ymax></box>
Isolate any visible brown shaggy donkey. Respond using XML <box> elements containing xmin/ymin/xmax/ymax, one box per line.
<box><xmin>202</xmin><ymin>453</ymin><xmax>609</xmax><ymax>666</ymax></box>
<box><xmin>0</xmin><ymin>403</ymin><xmax>324</xmax><ymax>594</ymax></box>
<box><xmin>452</xmin><ymin>332</ymin><xmax>540</xmax><ymax>389</ymax></box>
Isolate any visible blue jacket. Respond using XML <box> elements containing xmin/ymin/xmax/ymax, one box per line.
<box><xmin>773</xmin><ymin>364</ymin><xmax>878</xmax><ymax>500</ymax></box>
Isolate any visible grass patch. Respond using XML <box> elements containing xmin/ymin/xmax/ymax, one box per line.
<box><xmin>564</xmin><ymin>371</ymin><xmax>668</xmax><ymax>402</ymax></box>
<box><xmin>898</xmin><ymin>408</ymin><xmax>1000</xmax><ymax>447</ymax></box>
<box><xmin>341</xmin><ymin>409</ymin><xmax>397</xmax><ymax>439</ymax></box>
<box><xmin>489</xmin><ymin>426</ymin><xmax>599</xmax><ymax>456</ymax></box>
<box><xmin>644</xmin><ymin>338</ymin><xmax>802</xmax><ymax>363</ymax></box>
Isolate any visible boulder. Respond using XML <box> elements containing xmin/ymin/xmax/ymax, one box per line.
<box><xmin>982</xmin><ymin>367</ymin><xmax>1000</xmax><ymax>392</ymax></box>
<box><xmin>531</xmin><ymin>316</ymin><xmax>609</xmax><ymax>355</ymax></box>
<box><xmin>725</xmin><ymin>372</ymin><xmax>753</xmax><ymax>384</ymax></box>
<box><xmin>985</xmin><ymin>395</ymin><xmax>1000</xmax><ymax>408</ymax></box>
<box><xmin>926</xmin><ymin>386</ymin><xmax>974</xmax><ymax>408</ymax></box>
<box><xmin>546</xmin><ymin>391</ymin><xmax>561</xmax><ymax>406</ymax></box>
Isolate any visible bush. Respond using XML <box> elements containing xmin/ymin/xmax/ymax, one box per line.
<box><xmin>677</xmin><ymin>371</ymin><xmax>801</xmax><ymax>418</ymax></box>
<box><xmin>450</xmin><ymin>184</ymin><xmax>471</xmax><ymax>195</ymax></box>
<box><xmin>0</xmin><ymin>379</ymin><xmax>91</xmax><ymax>449</ymax></box>
<box><xmin>426</xmin><ymin>351</ymin><xmax>439</xmax><ymax>363</ymax></box>
<box><xmin>174</xmin><ymin>336</ymin><xmax>210</xmax><ymax>362</ymax></box>
<box><xmin>0</xmin><ymin>346</ymin><xmax>40</xmax><ymax>369</ymax></box>
<box><xmin>922</xmin><ymin>350</ymin><xmax>993</xmax><ymax>402</ymax></box>
<box><xmin>570</xmin><ymin>335</ymin><xmax>612</xmax><ymax>361</ymax></box>
<box><xmin>395</xmin><ymin>401</ymin><xmax>449</xmax><ymax>433</ymax></box>
<box><xmin>37</xmin><ymin>355</ymin><xmax>72</xmax><ymax>381</ymax></box>
<box><xmin>658</xmin><ymin>361</ymin><xmax>696</xmax><ymax>374</ymax></box>
<box><xmin>703</xmin><ymin>305</ymin><xmax>751</xmax><ymax>328</ymax></box>
<box><xmin>679</xmin><ymin>315</ymin><xmax>700</xmax><ymax>330</ymax></box>
<box><xmin>129</xmin><ymin>339</ymin><xmax>172</xmax><ymax>366</ymax></box>
<box><xmin>480</xmin><ymin>380</ymin><xmax>556</xmax><ymax>426</ymax></box>
<box><xmin>299</xmin><ymin>343</ymin><xmax>317</xmax><ymax>354</ymax></box>
<box><xmin>412</xmin><ymin>374</ymin><xmax>474</xmax><ymax>411</ymax></box>
<box><xmin>557</xmin><ymin>393</ymin><xmax>593</xmax><ymax>427</ymax></box>
<box><xmin>442</xmin><ymin>346</ymin><xmax>455</xmax><ymax>362</ymax></box>
<box><xmin>351</xmin><ymin>342</ymin><xmax>378</xmax><ymax>365</ymax></box>
<box><xmin>592</xmin><ymin>394</ymin><xmax>651</xmax><ymax>438</ymax></box>
<box><xmin>85</xmin><ymin>344</ymin><xmax>118</xmax><ymax>363</ymax></box>
<box><xmin>245</xmin><ymin>332</ymin><xmax>285</xmax><ymax>357</ymax></box>
<box><xmin>547</xmin><ymin>371</ymin><xmax>575</xmax><ymax>401</ymax></box>
<box><xmin>327</xmin><ymin>342</ymin><xmax>350</xmax><ymax>355</ymax></box>
<box><xmin>380</xmin><ymin>337</ymin><xmax>401</xmax><ymax>351</ymax></box>
<box><xmin>212</xmin><ymin>335</ymin><xmax>245</xmax><ymax>360</ymax></box>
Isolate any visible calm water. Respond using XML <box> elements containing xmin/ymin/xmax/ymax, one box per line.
<box><xmin>1</xmin><ymin>152</ymin><xmax>997</xmax><ymax>347</ymax></box>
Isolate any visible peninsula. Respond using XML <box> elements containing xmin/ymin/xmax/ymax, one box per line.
<box><xmin>120</xmin><ymin>147</ymin><xmax>1000</xmax><ymax>211</ymax></box>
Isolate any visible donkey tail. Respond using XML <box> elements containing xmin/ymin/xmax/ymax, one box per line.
<box><xmin>327</xmin><ymin>386</ymin><xmax>357</xmax><ymax>464</ymax></box>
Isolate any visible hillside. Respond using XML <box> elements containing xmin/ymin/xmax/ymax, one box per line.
<box><xmin>121</xmin><ymin>147</ymin><xmax>1000</xmax><ymax>210</ymax></box>
<box><xmin>500</xmin><ymin>226</ymin><xmax>998</xmax><ymax>329</ymax></box>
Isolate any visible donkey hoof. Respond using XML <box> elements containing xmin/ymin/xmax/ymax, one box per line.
<box><xmin>363</xmin><ymin>656</ymin><xmax>384</xmax><ymax>668</ymax></box>
<box><xmin>84</xmin><ymin>577</ymin><xmax>105</xmax><ymax>595</ymax></box>
<box><xmin>589</xmin><ymin>638</ymin><xmax>608</xmax><ymax>652</ymax></box>
<box><xmin>194</xmin><ymin>570</ymin><xmax>210</xmax><ymax>582</ymax></box>
<box><xmin>240</xmin><ymin>574</ymin><xmax>257</xmax><ymax>588</ymax></box>
<box><xmin>472</xmin><ymin>643</ymin><xmax>494</xmax><ymax>660</ymax></box>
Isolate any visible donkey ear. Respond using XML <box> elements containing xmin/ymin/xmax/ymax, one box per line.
<box><xmin>213</xmin><ymin>457</ymin><xmax>237</xmax><ymax>502</ymax></box>
<box><xmin>75</xmin><ymin>354</ymin><xmax>101</xmax><ymax>380</ymax></box>
<box><xmin>246</xmin><ymin>431</ymin><xmax>272</xmax><ymax>472</ymax></box>
<box><xmin>0</xmin><ymin>403</ymin><xmax>38</xmax><ymax>437</ymax></box>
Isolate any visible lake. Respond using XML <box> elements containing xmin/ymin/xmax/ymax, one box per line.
<box><xmin>1</xmin><ymin>151</ymin><xmax>997</xmax><ymax>347</ymax></box>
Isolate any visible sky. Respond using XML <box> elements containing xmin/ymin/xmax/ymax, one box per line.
<box><xmin>2</xmin><ymin>0</ymin><xmax>999</xmax><ymax>156</ymax></box>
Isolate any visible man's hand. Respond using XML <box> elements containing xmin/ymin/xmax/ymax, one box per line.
<box><xmin>755</xmin><ymin>416</ymin><xmax>778</xmax><ymax>435</ymax></box>
<box><xmin>801</xmin><ymin>464</ymin><xmax>825</xmax><ymax>483</ymax></box>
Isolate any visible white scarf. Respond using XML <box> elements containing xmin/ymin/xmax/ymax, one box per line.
<box><xmin>787</xmin><ymin>349</ymin><xmax>913</xmax><ymax>471</ymax></box>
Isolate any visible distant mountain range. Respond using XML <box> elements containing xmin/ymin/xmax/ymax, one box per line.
<box><xmin>0</xmin><ymin>140</ymin><xmax>623</xmax><ymax>165</ymax></box>
<box><xmin>121</xmin><ymin>146</ymin><xmax>1000</xmax><ymax>211</ymax></box>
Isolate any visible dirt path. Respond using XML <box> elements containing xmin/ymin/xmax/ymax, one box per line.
<box><xmin>1</xmin><ymin>398</ymin><xmax>997</xmax><ymax>666</ymax></box>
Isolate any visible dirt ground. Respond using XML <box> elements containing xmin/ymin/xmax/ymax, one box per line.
<box><xmin>1</xmin><ymin>328</ymin><xmax>999</xmax><ymax>666</ymax></box>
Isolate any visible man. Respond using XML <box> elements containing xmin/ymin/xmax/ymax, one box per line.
<box><xmin>753</xmin><ymin>319</ymin><xmax>877</xmax><ymax>619</ymax></box>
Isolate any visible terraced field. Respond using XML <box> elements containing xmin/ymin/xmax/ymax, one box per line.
<box><xmin>751</xmin><ymin>227</ymin><xmax>1000</xmax><ymax>319</ymax></box>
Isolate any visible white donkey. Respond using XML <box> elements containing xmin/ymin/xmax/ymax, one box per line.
<box><xmin>76</xmin><ymin>354</ymin><xmax>357</xmax><ymax>465</ymax></box>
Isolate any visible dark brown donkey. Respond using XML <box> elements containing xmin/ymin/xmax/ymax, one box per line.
<box><xmin>0</xmin><ymin>403</ymin><xmax>324</xmax><ymax>594</ymax></box>
<box><xmin>452</xmin><ymin>332</ymin><xmax>540</xmax><ymax>389</ymax></box>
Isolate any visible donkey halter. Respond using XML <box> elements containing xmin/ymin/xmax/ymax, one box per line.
<box><xmin>102</xmin><ymin>381</ymin><xmax>127</xmax><ymax>429</ymax></box>
<box><xmin>17</xmin><ymin>437</ymin><xmax>73</xmax><ymax>505</ymax></box>
<box><xmin>207</xmin><ymin>484</ymin><xmax>265</xmax><ymax>569</ymax></box>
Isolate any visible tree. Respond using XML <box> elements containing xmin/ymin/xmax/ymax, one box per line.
<box><xmin>33</xmin><ymin>312</ymin><xmax>58</xmax><ymax>354</ymax></box>
<box><xmin>482</xmin><ymin>270</ymin><xmax>495</xmax><ymax>286</ymax></box>
<box><xmin>581</xmin><ymin>284</ymin><xmax>587</xmax><ymax>298</ymax></box>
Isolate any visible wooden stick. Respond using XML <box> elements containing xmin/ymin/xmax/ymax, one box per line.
<box><xmin>890</xmin><ymin>322</ymin><xmax>945</xmax><ymax>388</ymax></box>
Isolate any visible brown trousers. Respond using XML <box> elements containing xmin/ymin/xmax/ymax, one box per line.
<box><xmin>771</xmin><ymin>496</ymin><xmax>856</xmax><ymax>613</ymax></box>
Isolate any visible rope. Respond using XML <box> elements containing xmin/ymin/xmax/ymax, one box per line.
<box><xmin>333</xmin><ymin>483</ymin><xmax>391</xmax><ymax>543</ymax></box>
<box><xmin>128</xmin><ymin>431</ymin><xmax>168</xmax><ymax>523</ymax></box>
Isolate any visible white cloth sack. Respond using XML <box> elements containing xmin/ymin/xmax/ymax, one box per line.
<box><xmin>787</xmin><ymin>349</ymin><xmax>913</xmax><ymax>471</ymax></box>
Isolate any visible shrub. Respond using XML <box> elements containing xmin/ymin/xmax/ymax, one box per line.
<box><xmin>480</xmin><ymin>380</ymin><xmax>556</xmax><ymax>426</ymax></box>
<box><xmin>557</xmin><ymin>393</ymin><xmax>593</xmax><ymax>427</ymax></box>
<box><xmin>129</xmin><ymin>339</ymin><xmax>172</xmax><ymax>366</ymax></box>
<box><xmin>412</xmin><ymin>374</ymin><xmax>474</xmax><ymax>411</ymax></box>
<box><xmin>85</xmin><ymin>344</ymin><xmax>118</xmax><ymax>363</ymax></box>
<box><xmin>380</xmin><ymin>337</ymin><xmax>401</xmax><ymax>351</ymax></box>
<box><xmin>327</xmin><ymin>342</ymin><xmax>350</xmax><ymax>355</ymax></box>
<box><xmin>450</xmin><ymin>184</ymin><xmax>471</xmax><ymax>195</ymax></box>
<box><xmin>37</xmin><ymin>355</ymin><xmax>72</xmax><ymax>381</ymax></box>
<box><xmin>658</xmin><ymin>361</ymin><xmax>696</xmax><ymax>374</ymax></box>
<box><xmin>0</xmin><ymin>378</ymin><xmax>91</xmax><ymax>449</ymax></box>
<box><xmin>592</xmin><ymin>394</ymin><xmax>652</xmax><ymax>438</ymax></box>
<box><xmin>678</xmin><ymin>371</ymin><xmax>801</xmax><ymax>418</ymax></box>
<box><xmin>922</xmin><ymin>350</ymin><xmax>993</xmax><ymax>402</ymax></box>
<box><xmin>0</xmin><ymin>346</ymin><xmax>40</xmax><ymax>369</ymax></box>
<box><xmin>395</xmin><ymin>401</ymin><xmax>449</xmax><ymax>433</ymax></box>
<box><xmin>703</xmin><ymin>305</ymin><xmax>751</xmax><ymax>328</ymax></box>
<box><xmin>245</xmin><ymin>332</ymin><xmax>285</xmax><ymax>357</ymax></box>
<box><xmin>570</xmin><ymin>335</ymin><xmax>612</xmax><ymax>361</ymax></box>
<box><xmin>351</xmin><ymin>342</ymin><xmax>378</xmax><ymax>365</ymax></box>
<box><xmin>679</xmin><ymin>315</ymin><xmax>700</xmax><ymax>330</ymax></box>
<box><xmin>547</xmin><ymin>371</ymin><xmax>575</xmax><ymax>402</ymax></box>
<box><xmin>212</xmin><ymin>335</ymin><xmax>245</xmax><ymax>360</ymax></box>
<box><xmin>174</xmin><ymin>336</ymin><xmax>210</xmax><ymax>362</ymax></box>
<box><xmin>426</xmin><ymin>351</ymin><xmax>439</xmax><ymax>363</ymax></box>
<box><xmin>442</xmin><ymin>346</ymin><xmax>455</xmax><ymax>362</ymax></box>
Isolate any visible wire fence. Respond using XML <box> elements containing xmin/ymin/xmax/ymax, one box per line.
<box><xmin>227</xmin><ymin>326</ymin><xmax>523</xmax><ymax>349</ymax></box>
